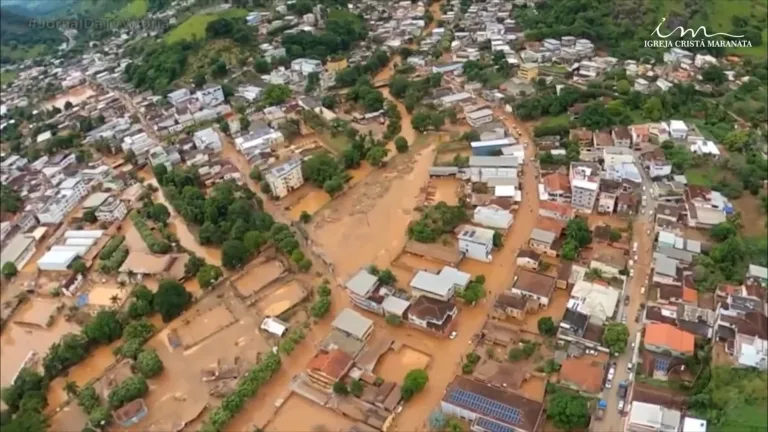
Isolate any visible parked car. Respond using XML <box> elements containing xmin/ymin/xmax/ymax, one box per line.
<box><xmin>627</xmin><ymin>362</ymin><xmax>634</xmax><ymax>372</ymax></box>
<box><xmin>618</xmin><ymin>381</ymin><xmax>628</xmax><ymax>399</ymax></box>
<box><xmin>449</xmin><ymin>331</ymin><xmax>457</xmax><ymax>340</ymax></box>
<box><xmin>624</xmin><ymin>295</ymin><xmax>630</xmax><ymax>306</ymax></box>
<box><xmin>618</xmin><ymin>399</ymin><xmax>625</xmax><ymax>412</ymax></box>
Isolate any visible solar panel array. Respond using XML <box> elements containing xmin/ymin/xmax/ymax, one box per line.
<box><xmin>476</xmin><ymin>417</ymin><xmax>515</xmax><ymax>432</ymax></box>
<box><xmin>655</xmin><ymin>358</ymin><xmax>670</xmax><ymax>371</ymax></box>
<box><xmin>446</xmin><ymin>389</ymin><xmax>523</xmax><ymax>425</ymax></box>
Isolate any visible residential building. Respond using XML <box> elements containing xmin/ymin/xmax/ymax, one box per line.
<box><xmin>669</xmin><ymin>120</ymin><xmax>688</xmax><ymax>139</ymax></box>
<box><xmin>38</xmin><ymin>190</ymin><xmax>82</xmax><ymax>224</ymax></box>
<box><xmin>331</xmin><ymin>308</ymin><xmax>374</xmax><ymax>341</ymax></box>
<box><xmin>690</xmin><ymin>140</ymin><xmax>721</xmax><ymax>159</ymax></box>
<box><xmin>407</xmin><ymin>296</ymin><xmax>458</xmax><ymax>337</ymax></box>
<box><xmin>516</xmin><ymin>249</ymin><xmax>541</xmax><ymax>270</ymax></box>
<box><xmin>60</xmin><ymin>177</ymin><xmax>88</xmax><ymax>201</ymax></box>
<box><xmin>95</xmin><ymin>197</ymin><xmax>128</xmax><ymax>222</ymax></box>
<box><xmin>466</xmin><ymin>109</ymin><xmax>495</xmax><ymax>127</ymax></box>
<box><xmin>569</xmin><ymin>280</ymin><xmax>620</xmax><ymax>324</ymax></box>
<box><xmin>685</xmin><ymin>185</ymin><xmax>728</xmax><ymax>228</ymax></box>
<box><xmin>569</xmin><ymin>128</ymin><xmax>593</xmax><ymax>147</ymax></box>
<box><xmin>167</xmin><ymin>88</ymin><xmax>191</xmax><ymax>106</ymax></box>
<box><xmin>148</xmin><ymin>146</ymin><xmax>180</xmax><ymax>169</ymax></box>
<box><xmin>290</xmin><ymin>58</ymin><xmax>323</xmax><ymax>75</ymax></box>
<box><xmin>626</xmin><ymin>401</ymin><xmax>682</xmax><ymax>432</ymax></box>
<box><xmin>491</xmin><ymin>292</ymin><xmax>534</xmax><ymax>320</ymax></box>
<box><xmin>612</xmin><ymin>126</ymin><xmax>632</xmax><ymax>147</ymax></box>
<box><xmin>509</xmin><ymin>269</ymin><xmax>556</xmax><ymax>309</ymax></box>
<box><xmin>570</xmin><ymin>164</ymin><xmax>600</xmax><ymax>212</ymax></box>
<box><xmin>440</xmin><ymin>376</ymin><xmax>544</xmax><ymax>432</ymax></box>
<box><xmin>539</xmin><ymin>200</ymin><xmax>574</xmax><ymax>221</ymax></box>
<box><xmin>235</xmin><ymin>128</ymin><xmax>285</xmax><ymax>158</ymax></box>
<box><xmin>197</xmin><ymin>85</ymin><xmax>225</xmax><ymax>107</ymax></box>
<box><xmin>438</xmin><ymin>92</ymin><xmax>473</xmax><ymax>108</ymax></box>
<box><xmin>306</xmin><ymin>349</ymin><xmax>354</xmax><ymax>392</ymax></box>
<box><xmin>642</xmin><ymin>148</ymin><xmax>673</xmax><ymax>178</ymax></box>
<box><xmin>518</xmin><ymin>63</ymin><xmax>539</xmax><ymax>81</ymax></box>
<box><xmin>593</xmin><ymin>129</ymin><xmax>614</xmax><ymax>149</ymax></box>
<box><xmin>457</xmin><ymin>225</ymin><xmax>494</xmax><ymax>262</ymax></box>
<box><xmin>472</xmin><ymin>205</ymin><xmax>513</xmax><ymax>230</ymax></box>
<box><xmin>630</xmin><ymin>124</ymin><xmax>650</xmax><ymax>147</ymax></box>
<box><xmin>542</xmin><ymin>173</ymin><xmax>571</xmax><ymax>203</ymax></box>
<box><xmin>409</xmin><ymin>266</ymin><xmax>471</xmax><ymax>301</ymax></box>
<box><xmin>345</xmin><ymin>268</ymin><xmax>385</xmax><ymax>314</ymax></box>
<box><xmin>559</xmin><ymin>351</ymin><xmax>609</xmax><ymax>395</ymax></box>
<box><xmin>193</xmin><ymin>128</ymin><xmax>222</xmax><ymax>152</ymax></box>
<box><xmin>644</xmin><ymin>323</ymin><xmax>695</xmax><ymax>358</ymax></box>
<box><xmin>0</xmin><ymin>234</ymin><xmax>36</xmax><ymax>270</ymax></box>
<box><xmin>264</xmin><ymin>158</ymin><xmax>304</xmax><ymax>199</ymax></box>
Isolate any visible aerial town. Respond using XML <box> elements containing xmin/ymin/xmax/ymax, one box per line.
<box><xmin>0</xmin><ymin>0</ymin><xmax>766</xmax><ymax>431</ymax></box>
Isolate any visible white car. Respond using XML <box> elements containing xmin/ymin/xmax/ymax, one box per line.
<box><xmin>631</xmin><ymin>341</ymin><xmax>636</xmax><ymax>350</ymax></box>
<box><xmin>627</xmin><ymin>362</ymin><xmax>634</xmax><ymax>372</ymax></box>
<box><xmin>618</xmin><ymin>400</ymin><xmax>625</xmax><ymax>412</ymax></box>
<box><xmin>450</xmin><ymin>331</ymin><xmax>458</xmax><ymax>340</ymax></box>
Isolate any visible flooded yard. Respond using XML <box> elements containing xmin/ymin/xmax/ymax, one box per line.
<box><xmin>286</xmin><ymin>186</ymin><xmax>331</xmax><ymax>220</ymax></box>
<box><xmin>732</xmin><ymin>194</ymin><xmax>767</xmax><ymax>237</ymax></box>
<box><xmin>254</xmin><ymin>280</ymin><xmax>308</xmax><ymax>317</ymax></box>
<box><xmin>173</xmin><ymin>304</ymin><xmax>237</xmax><ymax>349</ymax></box>
<box><xmin>45</xmin><ymin>344</ymin><xmax>117</xmax><ymax>413</ymax></box>
<box><xmin>269</xmin><ymin>394</ymin><xmax>356</xmax><ymax>431</ymax></box>
<box><xmin>374</xmin><ymin>345</ymin><xmax>431</xmax><ymax>383</ymax></box>
<box><xmin>44</xmin><ymin>85</ymin><xmax>96</xmax><ymax>109</ymax></box>
<box><xmin>122</xmin><ymin>217</ymin><xmax>149</xmax><ymax>253</ymax></box>
<box><xmin>0</xmin><ymin>315</ymin><xmax>80</xmax><ymax>387</ymax></box>
<box><xmin>428</xmin><ymin>176</ymin><xmax>462</xmax><ymax>206</ymax></box>
<box><xmin>232</xmin><ymin>260</ymin><xmax>285</xmax><ymax>298</ymax></box>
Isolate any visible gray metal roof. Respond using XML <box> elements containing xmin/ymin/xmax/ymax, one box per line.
<box><xmin>331</xmin><ymin>308</ymin><xmax>373</xmax><ymax>340</ymax></box>
<box><xmin>748</xmin><ymin>264</ymin><xmax>768</xmax><ymax>280</ymax></box>
<box><xmin>345</xmin><ymin>269</ymin><xmax>379</xmax><ymax>297</ymax></box>
<box><xmin>381</xmin><ymin>296</ymin><xmax>410</xmax><ymax>316</ymax></box>
<box><xmin>530</xmin><ymin>228</ymin><xmax>556</xmax><ymax>244</ymax></box>
<box><xmin>654</xmin><ymin>255</ymin><xmax>679</xmax><ymax>277</ymax></box>
<box><xmin>656</xmin><ymin>246</ymin><xmax>695</xmax><ymax>264</ymax></box>
<box><xmin>469</xmin><ymin>156</ymin><xmax>519</xmax><ymax>168</ymax></box>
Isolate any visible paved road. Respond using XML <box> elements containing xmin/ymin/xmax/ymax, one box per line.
<box><xmin>597</xmin><ymin>163</ymin><xmax>657</xmax><ymax>431</ymax></box>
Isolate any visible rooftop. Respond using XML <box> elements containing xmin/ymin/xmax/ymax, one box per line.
<box><xmin>644</xmin><ymin>323</ymin><xmax>695</xmax><ymax>354</ymax></box>
<box><xmin>345</xmin><ymin>269</ymin><xmax>379</xmax><ymax>297</ymax></box>
<box><xmin>307</xmin><ymin>349</ymin><xmax>354</xmax><ymax>380</ymax></box>
<box><xmin>559</xmin><ymin>351</ymin><xmax>609</xmax><ymax>394</ymax></box>
<box><xmin>331</xmin><ymin>308</ymin><xmax>373</xmax><ymax>340</ymax></box>
<box><xmin>409</xmin><ymin>266</ymin><xmax>471</xmax><ymax>297</ymax></box>
<box><xmin>457</xmin><ymin>225</ymin><xmax>495</xmax><ymax>245</ymax></box>
<box><xmin>408</xmin><ymin>295</ymin><xmax>456</xmax><ymax>323</ymax></box>
<box><xmin>512</xmin><ymin>269</ymin><xmax>556</xmax><ymax>299</ymax></box>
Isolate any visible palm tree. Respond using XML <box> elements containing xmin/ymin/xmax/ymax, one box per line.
<box><xmin>63</xmin><ymin>380</ymin><xmax>79</xmax><ymax>397</ymax></box>
<box><xmin>110</xmin><ymin>294</ymin><xmax>120</xmax><ymax>306</ymax></box>
<box><xmin>586</xmin><ymin>268</ymin><xmax>604</xmax><ymax>281</ymax></box>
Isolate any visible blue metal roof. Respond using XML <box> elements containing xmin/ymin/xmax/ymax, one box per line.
<box><xmin>446</xmin><ymin>389</ymin><xmax>522</xmax><ymax>425</ymax></box>
<box><xmin>476</xmin><ymin>417</ymin><xmax>515</xmax><ymax>432</ymax></box>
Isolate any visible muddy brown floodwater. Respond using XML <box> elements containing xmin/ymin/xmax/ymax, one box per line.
<box><xmin>44</xmin><ymin>85</ymin><xmax>96</xmax><ymax>110</ymax></box>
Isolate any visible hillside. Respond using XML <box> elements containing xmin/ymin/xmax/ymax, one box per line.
<box><xmin>0</xmin><ymin>8</ymin><xmax>65</xmax><ymax>63</ymax></box>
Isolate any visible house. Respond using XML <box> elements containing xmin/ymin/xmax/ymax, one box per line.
<box><xmin>569</xmin><ymin>164</ymin><xmax>600</xmax><ymax>212</ymax></box>
<box><xmin>409</xmin><ymin>266</ymin><xmax>471</xmax><ymax>301</ymax></box>
<box><xmin>516</xmin><ymin>249</ymin><xmax>541</xmax><ymax>270</ymax></box>
<box><xmin>466</xmin><ymin>109</ymin><xmax>495</xmax><ymax>127</ymax></box>
<box><xmin>331</xmin><ymin>308</ymin><xmax>374</xmax><ymax>341</ymax></box>
<box><xmin>644</xmin><ymin>323</ymin><xmax>695</xmax><ymax>358</ymax></box>
<box><xmin>432</xmin><ymin>62</ymin><xmax>464</xmax><ymax>75</ymax></box>
<box><xmin>634</xmin><ymin>78</ymin><xmax>650</xmax><ymax>93</ymax></box>
<box><xmin>569</xmin><ymin>280</ymin><xmax>620</xmax><ymax>324</ymax></box>
<box><xmin>590</xmin><ymin>249</ymin><xmax>628</xmax><ymax>277</ymax></box>
<box><xmin>593</xmin><ymin>129</ymin><xmax>614</xmax><ymax>149</ymax></box>
<box><xmin>0</xmin><ymin>234</ymin><xmax>36</xmax><ymax>271</ymax></box>
<box><xmin>345</xmin><ymin>268</ymin><xmax>387</xmax><ymax>314</ymax></box>
<box><xmin>306</xmin><ymin>349</ymin><xmax>354</xmax><ymax>392</ymax></box>
<box><xmin>653</xmin><ymin>255</ymin><xmax>682</xmax><ymax>286</ymax></box>
<box><xmin>690</xmin><ymin>140</ymin><xmax>721</xmax><ymax>159</ymax></box>
<box><xmin>612</xmin><ymin>126</ymin><xmax>632</xmax><ymax>147</ymax></box>
<box><xmin>192</xmin><ymin>128</ymin><xmax>222</xmax><ymax>152</ymax></box>
<box><xmin>626</xmin><ymin>402</ymin><xmax>682</xmax><ymax>432</ymax></box>
<box><xmin>642</xmin><ymin>148</ymin><xmax>673</xmax><ymax>178</ymax></box>
<box><xmin>509</xmin><ymin>269</ymin><xmax>556</xmax><ymax>309</ymax></box>
<box><xmin>197</xmin><ymin>85</ymin><xmax>225</xmax><ymax>107</ymax></box>
<box><xmin>539</xmin><ymin>200</ymin><xmax>574</xmax><ymax>221</ymax></box>
<box><xmin>94</xmin><ymin>197</ymin><xmax>128</xmax><ymax>222</ymax></box>
<box><xmin>472</xmin><ymin>205</ymin><xmax>513</xmax><ymax>230</ymax></box>
<box><xmin>669</xmin><ymin>120</ymin><xmax>688</xmax><ymax>140</ymax></box>
<box><xmin>457</xmin><ymin>225</ymin><xmax>494</xmax><ymax>262</ymax></box>
<box><xmin>440</xmin><ymin>376</ymin><xmax>544</xmax><ymax>432</ymax></box>
<box><xmin>438</xmin><ymin>92</ymin><xmax>473</xmax><ymax>108</ymax></box>
<box><xmin>518</xmin><ymin>63</ymin><xmax>539</xmax><ymax>81</ymax></box>
<box><xmin>747</xmin><ymin>265</ymin><xmax>768</xmax><ymax>285</ymax></box>
<box><xmin>569</xmin><ymin>128</ymin><xmax>593</xmax><ymax>147</ymax></box>
<box><xmin>290</xmin><ymin>58</ymin><xmax>323</xmax><ymax>75</ymax></box>
<box><xmin>529</xmin><ymin>216</ymin><xmax>565</xmax><ymax>257</ymax></box>
<box><xmin>407</xmin><ymin>296</ymin><xmax>458</xmax><ymax>337</ymax></box>
<box><xmin>558</xmin><ymin>351</ymin><xmax>609</xmax><ymax>395</ymax></box>
<box><xmin>685</xmin><ymin>185</ymin><xmax>728</xmax><ymax>228</ymax></box>
<box><xmin>235</xmin><ymin>128</ymin><xmax>285</xmax><ymax>158</ymax></box>
<box><xmin>542</xmin><ymin>173</ymin><xmax>571</xmax><ymax>203</ymax></box>
<box><xmin>264</xmin><ymin>158</ymin><xmax>304</xmax><ymax>199</ymax></box>
<box><xmin>630</xmin><ymin>124</ymin><xmax>650</xmax><ymax>147</ymax></box>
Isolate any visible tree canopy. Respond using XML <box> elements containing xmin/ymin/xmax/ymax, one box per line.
<box><xmin>401</xmin><ymin>369</ymin><xmax>429</xmax><ymax>401</ymax></box>
<box><xmin>602</xmin><ymin>323</ymin><xmax>629</xmax><ymax>355</ymax></box>
<box><xmin>546</xmin><ymin>390</ymin><xmax>591</xmax><ymax>431</ymax></box>
<box><xmin>154</xmin><ymin>280</ymin><xmax>191</xmax><ymax>322</ymax></box>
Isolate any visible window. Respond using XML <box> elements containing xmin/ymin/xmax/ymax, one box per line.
<box><xmin>655</xmin><ymin>357</ymin><xmax>670</xmax><ymax>372</ymax></box>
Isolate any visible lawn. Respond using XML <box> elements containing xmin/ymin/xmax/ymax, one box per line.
<box><xmin>0</xmin><ymin>44</ymin><xmax>48</xmax><ymax>62</ymax></box>
<box><xmin>717</xmin><ymin>405</ymin><xmax>768</xmax><ymax>432</ymax></box>
<box><xmin>319</xmin><ymin>132</ymin><xmax>350</xmax><ymax>154</ymax></box>
<box><xmin>113</xmin><ymin>0</ymin><xmax>148</xmax><ymax>19</ymax></box>
<box><xmin>707</xmin><ymin>0</ymin><xmax>766</xmax><ymax>58</ymax></box>
<box><xmin>0</xmin><ymin>71</ymin><xmax>17</xmax><ymax>86</ymax></box>
<box><xmin>164</xmin><ymin>8</ymin><xmax>248</xmax><ymax>44</ymax></box>
<box><xmin>684</xmin><ymin>168</ymin><xmax>716</xmax><ymax>187</ymax></box>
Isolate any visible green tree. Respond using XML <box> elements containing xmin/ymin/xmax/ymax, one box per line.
<box><xmin>493</xmin><ymin>231</ymin><xmax>504</xmax><ymax>248</ymax></box>
<box><xmin>616</xmin><ymin>79</ymin><xmax>630</xmax><ymax>94</ymax></box>
<box><xmin>243</xmin><ymin>230</ymin><xmax>267</xmax><ymax>252</ymax></box>
<box><xmin>249</xmin><ymin>167</ymin><xmax>262</xmax><ymax>181</ymax></box>
<box><xmin>385</xmin><ymin>314</ymin><xmax>402</xmax><ymax>326</ymax></box>
<box><xmin>1</xmin><ymin>368</ymin><xmax>47</xmax><ymax>413</ymax></box>
<box><xmin>378</xmin><ymin>269</ymin><xmax>396</xmax><ymax>286</ymax></box>
<box><xmin>642</xmin><ymin>96</ymin><xmax>663</xmax><ymax>121</ymax></box>
<box><xmin>222</xmin><ymin>239</ymin><xmax>250</xmax><ymax>269</ymax></box>
<box><xmin>69</xmin><ymin>259</ymin><xmax>86</xmax><ymax>274</ymax></box>
<box><xmin>83</xmin><ymin>310</ymin><xmax>123</xmax><ymax>344</ymax></box>
<box><xmin>154</xmin><ymin>280</ymin><xmax>191</xmax><ymax>322</ymax></box>
<box><xmin>401</xmin><ymin>369</ymin><xmax>428</xmax><ymax>401</ymax></box>
<box><xmin>333</xmin><ymin>381</ymin><xmax>349</xmax><ymax>395</ymax></box>
<box><xmin>323</xmin><ymin>177</ymin><xmax>344</xmax><ymax>196</ymax></box>
<box><xmin>547</xmin><ymin>391</ymin><xmax>590</xmax><ymax>431</ymax></box>
<box><xmin>135</xmin><ymin>349</ymin><xmax>164</xmax><ymax>378</ymax></box>
<box><xmin>107</xmin><ymin>376</ymin><xmax>148</xmax><ymax>409</ymax></box>
<box><xmin>122</xmin><ymin>318</ymin><xmax>155</xmax><ymax>342</ymax></box>
<box><xmin>394</xmin><ymin>136</ymin><xmax>409</xmax><ymax>154</ymax></box>
<box><xmin>261</xmin><ymin>84</ymin><xmax>292</xmax><ymax>106</ymax></box>
<box><xmin>349</xmin><ymin>379</ymin><xmax>364</xmax><ymax>397</ymax></box>
<box><xmin>83</xmin><ymin>209</ymin><xmax>97</xmax><ymax>223</ymax></box>
<box><xmin>193</xmin><ymin>72</ymin><xmax>207</xmax><ymax>88</ymax></box>
<box><xmin>366</xmin><ymin>146</ymin><xmax>388</xmax><ymax>167</ymax></box>
<box><xmin>0</xmin><ymin>185</ymin><xmax>23</xmax><ymax>213</ymax></box>
<box><xmin>310</xmin><ymin>295</ymin><xmax>331</xmax><ymax>318</ymax></box>
<box><xmin>197</xmin><ymin>264</ymin><xmax>223</xmax><ymax>289</ymax></box>
<box><xmin>2</xmin><ymin>262</ymin><xmax>18</xmax><ymax>279</ymax></box>
<box><xmin>150</xmin><ymin>203</ymin><xmax>170</xmax><ymax>224</ymax></box>
<box><xmin>701</xmin><ymin>65</ymin><xmax>726</xmax><ymax>84</ymax></box>
<box><xmin>184</xmin><ymin>255</ymin><xmax>205</xmax><ymax>277</ymax></box>
<box><xmin>299</xmin><ymin>211</ymin><xmax>311</xmax><ymax>223</ymax></box>
<box><xmin>602</xmin><ymin>323</ymin><xmax>629</xmax><ymax>355</ymax></box>
<box><xmin>537</xmin><ymin>316</ymin><xmax>557</xmax><ymax>336</ymax></box>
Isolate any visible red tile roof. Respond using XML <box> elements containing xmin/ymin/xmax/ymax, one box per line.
<box><xmin>307</xmin><ymin>349</ymin><xmax>354</xmax><ymax>380</ymax></box>
<box><xmin>644</xmin><ymin>323</ymin><xmax>695</xmax><ymax>354</ymax></box>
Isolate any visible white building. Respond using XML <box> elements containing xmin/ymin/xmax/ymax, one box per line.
<box><xmin>234</xmin><ymin>129</ymin><xmax>285</xmax><ymax>158</ymax></box>
<box><xmin>60</xmin><ymin>177</ymin><xmax>88</xmax><ymax>201</ymax></box>
<box><xmin>409</xmin><ymin>266</ymin><xmax>471</xmax><ymax>301</ymax></box>
<box><xmin>167</xmin><ymin>88</ymin><xmax>192</xmax><ymax>106</ymax></box>
<box><xmin>197</xmin><ymin>85</ymin><xmax>225</xmax><ymax>107</ymax></box>
<box><xmin>94</xmin><ymin>197</ymin><xmax>128</xmax><ymax>222</ymax></box>
<box><xmin>457</xmin><ymin>225</ymin><xmax>494</xmax><ymax>262</ymax></box>
<box><xmin>570</xmin><ymin>166</ymin><xmax>599</xmax><ymax>212</ymax></box>
<box><xmin>690</xmin><ymin>140</ymin><xmax>720</xmax><ymax>159</ymax></box>
<box><xmin>626</xmin><ymin>401</ymin><xmax>682</xmax><ymax>432</ymax></box>
<box><xmin>569</xmin><ymin>280</ymin><xmax>620</xmax><ymax>325</ymax></box>
<box><xmin>472</xmin><ymin>205</ymin><xmax>513</xmax><ymax>230</ymax></box>
<box><xmin>466</xmin><ymin>109</ymin><xmax>495</xmax><ymax>127</ymax></box>
<box><xmin>193</xmin><ymin>127</ymin><xmax>222</xmax><ymax>152</ymax></box>
<box><xmin>669</xmin><ymin>120</ymin><xmax>688</xmax><ymax>139</ymax></box>
<box><xmin>38</xmin><ymin>190</ymin><xmax>82</xmax><ymax>225</ymax></box>
<box><xmin>290</xmin><ymin>58</ymin><xmax>323</xmax><ymax>75</ymax></box>
<box><xmin>264</xmin><ymin>158</ymin><xmax>304</xmax><ymax>198</ymax></box>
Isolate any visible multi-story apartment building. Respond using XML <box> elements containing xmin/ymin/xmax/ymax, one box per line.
<box><xmin>569</xmin><ymin>164</ymin><xmax>600</xmax><ymax>212</ymax></box>
<box><xmin>264</xmin><ymin>158</ymin><xmax>304</xmax><ymax>199</ymax></box>
<box><xmin>95</xmin><ymin>197</ymin><xmax>128</xmax><ymax>222</ymax></box>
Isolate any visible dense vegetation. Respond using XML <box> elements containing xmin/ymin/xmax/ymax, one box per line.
<box><xmin>281</xmin><ymin>10</ymin><xmax>367</xmax><ymax>60</ymax></box>
<box><xmin>123</xmin><ymin>41</ymin><xmax>199</xmax><ymax>92</ymax></box>
<box><xmin>0</xmin><ymin>9</ymin><xmax>64</xmax><ymax>64</ymax></box>
<box><xmin>408</xmin><ymin>202</ymin><xmax>469</xmax><ymax>243</ymax></box>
